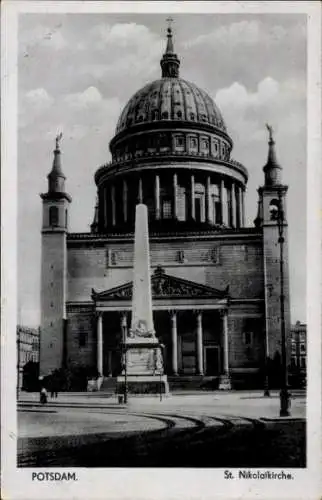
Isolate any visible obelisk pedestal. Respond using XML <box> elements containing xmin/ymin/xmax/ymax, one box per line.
<box><xmin>116</xmin><ymin>204</ymin><xmax>169</xmax><ymax>395</ymax></box>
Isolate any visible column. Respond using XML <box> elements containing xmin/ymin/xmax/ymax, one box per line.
<box><xmin>238</xmin><ymin>185</ymin><xmax>242</xmax><ymax>228</ymax></box>
<box><xmin>155</xmin><ymin>174</ymin><xmax>160</xmax><ymax>220</ymax></box>
<box><xmin>97</xmin><ymin>312</ymin><xmax>103</xmax><ymax>376</ymax></box>
<box><xmin>231</xmin><ymin>183</ymin><xmax>236</xmax><ymax>228</ymax></box>
<box><xmin>206</xmin><ymin>175</ymin><xmax>212</xmax><ymax>223</ymax></box>
<box><xmin>121</xmin><ymin>312</ymin><xmax>128</xmax><ymax>342</ymax></box>
<box><xmin>219</xmin><ymin>310</ymin><xmax>231</xmax><ymax>389</ymax></box>
<box><xmin>241</xmin><ymin>188</ymin><xmax>245</xmax><ymax>227</ymax></box>
<box><xmin>138</xmin><ymin>177</ymin><xmax>143</xmax><ymax>203</ymax></box>
<box><xmin>173</xmin><ymin>173</ymin><xmax>178</xmax><ymax>219</ymax></box>
<box><xmin>221</xmin><ymin>179</ymin><xmax>227</xmax><ymax>225</ymax></box>
<box><xmin>120</xmin><ymin>312</ymin><xmax>128</xmax><ymax>377</ymax></box>
<box><xmin>196</xmin><ymin>311</ymin><xmax>204</xmax><ymax>375</ymax></box>
<box><xmin>123</xmin><ymin>179</ymin><xmax>128</xmax><ymax>223</ymax></box>
<box><xmin>191</xmin><ymin>174</ymin><xmax>195</xmax><ymax>219</ymax></box>
<box><xmin>103</xmin><ymin>187</ymin><xmax>108</xmax><ymax>228</ymax></box>
<box><xmin>235</xmin><ymin>185</ymin><xmax>240</xmax><ymax>228</ymax></box>
<box><xmin>111</xmin><ymin>185</ymin><xmax>116</xmax><ymax>226</ymax></box>
<box><xmin>171</xmin><ymin>311</ymin><xmax>178</xmax><ymax>375</ymax></box>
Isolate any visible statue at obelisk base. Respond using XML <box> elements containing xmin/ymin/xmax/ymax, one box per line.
<box><xmin>116</xmin><ymin>204</ymin><xmax>169</xmax><ymax>396</ymax></box>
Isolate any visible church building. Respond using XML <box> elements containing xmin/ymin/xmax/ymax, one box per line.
<box><xmin>39</xmin><ymin>26</ymin><xmax>291</xmax><ymax>390</ymax></box>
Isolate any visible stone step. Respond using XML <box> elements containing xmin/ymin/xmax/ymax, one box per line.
<box><xmin>99</xmin><ymin>377</ymin><xmax>118</xmax><ymax>392</ymax></box>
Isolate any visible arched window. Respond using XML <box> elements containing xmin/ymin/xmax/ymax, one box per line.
<box><xmin>162</xmin><ymin>111</ymin><xmax>169</xmax><ymax>119</ymax></box>
<box><xmin>269</xmin><ymin>199</ymin><xmax>280</xmax><ymax>220</ymax></box>
<box><xmin>176</xmin><ymin>110</ymin><xmax>182</xmax><ymax>119</ymax></box>
<box><xmin>49</xmin><ymin>206</ymin><xmax>58</xmax><ymax>227</ymax></box>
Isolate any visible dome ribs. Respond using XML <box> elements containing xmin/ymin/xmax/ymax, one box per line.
<box><xmin>184</xmin><ymin>80</ymin><xmax>198</xmax><ymax>123</ymax></box>
<box><xmin>114</xmin><ymin>78</ymin><xmax>228</xmax><ymax>136</ymax></box>
<box><xmin>179</xmin><ymin>80</ymin><xmax>189</xmax><ymax>122</ymax></box>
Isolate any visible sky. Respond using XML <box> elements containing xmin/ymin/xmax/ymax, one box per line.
<box><xmin>18</xmin><ymin>13</ymin><xmax>307</xmax><ymax>327</ymax></box>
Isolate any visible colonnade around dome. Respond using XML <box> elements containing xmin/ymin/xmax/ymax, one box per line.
<box><xmin>95</xmin><ymin>168</ymin><xmax>245</xmax><ymax>232</ymax></box>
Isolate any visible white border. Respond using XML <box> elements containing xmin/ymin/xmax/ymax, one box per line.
<box><xmin>2</xmin><ymin>2</ymin><xmax>321</xmax><ymax>499</ymax></box>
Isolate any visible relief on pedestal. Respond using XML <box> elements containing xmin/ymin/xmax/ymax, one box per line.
<box><xmin>129</xmin><ymin>319</ymin><xmax>154</xmax><ymax>339</ymax></box>
<box><xmin>124</xmin><ymin>347</ymin><xmax>163</xmax><ymax>375</ymax></box>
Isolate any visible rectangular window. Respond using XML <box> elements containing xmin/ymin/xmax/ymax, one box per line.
<box><xmin>162</xmin><ymin>199</ymin><xmax>172</xmax><ymax>219</ymax></box>
<box><xmin>190</xmin><ymin>137</ymin><xmax>198</xmax><ymax>149</ymax></box>
<box><xmin>201</xmin><ymin>138</ymin><xmax>209</xmax><ymax>152</ymax></box>
<box><xmin>175</xmin><ymin>136</ymin><xmax>185</xmax><ymax>148</ymax></box>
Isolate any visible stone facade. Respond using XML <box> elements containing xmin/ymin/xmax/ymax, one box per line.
<box><xmin>39</xmin><ymin>27</ymin><xmax>291</xmax><ymax>390</ymax></box>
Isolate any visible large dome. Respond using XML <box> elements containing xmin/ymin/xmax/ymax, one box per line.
<box><xmin>115</xmin><ymin>77</ymin><xmax>227</xmax><ymax>135</ymax></box>
<box><xmin>93</xmin><ymin>24</ymin><xmax>248</xmax><ymax>235</ymax></box>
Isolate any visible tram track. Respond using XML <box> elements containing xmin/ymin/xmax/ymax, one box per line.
<box><xmin>17</xmin><ymin>406</ymin><xmax>281</xmax><ymax>468</ymax></box>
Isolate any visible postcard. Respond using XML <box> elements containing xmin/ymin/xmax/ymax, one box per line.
<box><xmin>1</xmin><ymin>1</ymin><xmax>321</xmax><ymax>499</ymax></box>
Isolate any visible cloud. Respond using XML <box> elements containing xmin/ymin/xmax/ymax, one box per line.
<box><xmin>19</xmin><ymin>84</ymin><xmax>122</xmax><ymax>145</ymax></box>
<box><xmin>63</xmin><ymin>86</ymin><xmax>103</xmax><ymax>108</ymax></box>
<box><xmin>184</xmin><ymin>20</ymin><xmax>306</xmax><ymax>49</ymax></box>
<box><xmin>214</xmin><ymin>76</ymin><xmax>306</xmax><ymax>145</ymax></box>
<box><xmin>87</xmin><ymin>22</ymin><xmax>160</xmax><ymax>51</ymax></box>
<box><xmin>216</xmin><ymin>77</ymin><xmax>279</xmax><ymax>110</ymax></box>
<box><xmin>24</xmin><ymin>87</ymin><xmax>53</xmax><ymax>107</ymax></box>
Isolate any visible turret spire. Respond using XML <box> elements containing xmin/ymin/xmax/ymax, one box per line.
<box><xmin>49</xmin><ymin>132</ymin><xmax>65</xmax><ymax>180</ymax></box>
<box><xmin>43</xmin><ymin>133</ymin><xmax>71</xmax><ymax>202</ymax></box>
<box><xmin>263</xmin><ymin>124</ymin><xmax>282</xmax><ymax>186</ymax></box>
<box><xmin>160</xmin><ymin>18</ymin><xmax>180</xmax><ymax>78</ymax></box>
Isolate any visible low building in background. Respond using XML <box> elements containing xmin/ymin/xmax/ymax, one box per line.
<box><xmin>290</xmin><ymin>321</ymin><xmax>307</xmax><ymax>370</ymax></box>
<box><xmin>17</xmin><ymin>325</ymin><xmax>40</xmax><ymax>391</ymax></box>
<box><xmin>289</xmin><ymin>321</ymin><xmax>307</xmax><ymax>387</ymax></box>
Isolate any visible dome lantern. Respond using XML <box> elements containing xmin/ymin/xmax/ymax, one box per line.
<box><xmin>160</xmin><ymin>18</ymin><xmax>180</xmax><ymax>78</ymax></box>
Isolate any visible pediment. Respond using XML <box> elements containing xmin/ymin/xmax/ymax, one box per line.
<box><xmin>92</xmin><ymin>266</ymin><xmax>229</xmax><ymax>301</ymax></box>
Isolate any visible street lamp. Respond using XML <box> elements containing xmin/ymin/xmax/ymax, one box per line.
<box><xmin>159</xmin><ymin>343</ymin><xmax>165</xmax><ymax>402</ymax></box>
<box><xmin>263</xmin><ymin>355</ymin><xmax>270</xmax><ymax>397</ymax></box>
<box><xmin>270</xmin><ymin>191</ymin><xmax>291</xmax><ymax>416</ymax></box>
<box><xmin>121</xmin><ymin>314</ymin><xmax>128</xmax><ymax>404</ymax></box>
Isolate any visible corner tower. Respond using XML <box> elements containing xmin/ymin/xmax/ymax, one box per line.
<box><xmin>255</xmin><ymin>125</ymin><xmax>291</xmax><ymax>367</ymax></box>
<box><xmin>39</xmin><ymin>134</ymin><xmax>72</xmax><ymax>376</ymax></box>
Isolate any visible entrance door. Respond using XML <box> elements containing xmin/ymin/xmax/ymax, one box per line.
<box><xmin>204</xmin><ymin>346</ymin><xmax>220</xmax><ymax>375</ymax></box>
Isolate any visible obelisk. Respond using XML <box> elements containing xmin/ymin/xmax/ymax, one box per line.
<box><xmin>130</xmin><ymin>204</ymin><xmax>155</xmax><ymax>339</ymax></box>
<box><xmin>116</xmin><ymin>203</ymin><xmax>169</xmax><ymax>395</ymax></box>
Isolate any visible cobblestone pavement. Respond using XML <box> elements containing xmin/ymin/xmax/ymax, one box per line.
<box><xmin>17</xmin><ymin>391</ymin><xmax>306</xmax><ymax>467</ymax></box>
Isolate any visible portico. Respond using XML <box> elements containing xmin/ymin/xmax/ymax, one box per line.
<box><xmin>91</xmin><ymin>267</ymin><xmax>231</xmax><ymax>381</ymax></box>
